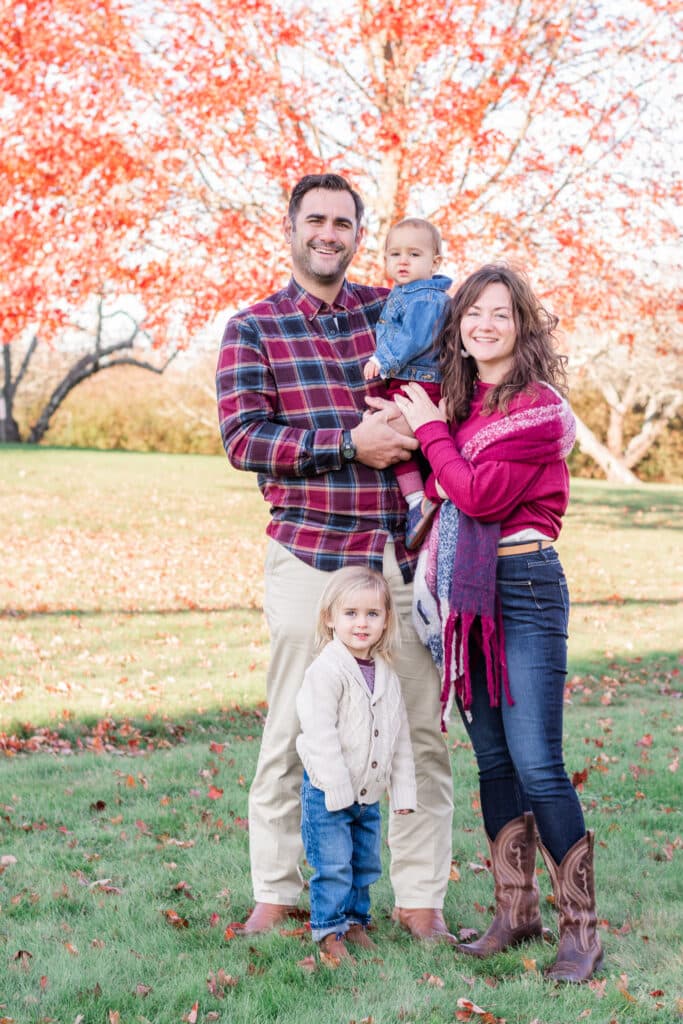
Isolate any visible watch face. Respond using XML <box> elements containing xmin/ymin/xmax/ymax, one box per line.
<box><xmin>342</xmin><ymin>432</ymin><xmax>356</xmax><ymax>460</ymax></box>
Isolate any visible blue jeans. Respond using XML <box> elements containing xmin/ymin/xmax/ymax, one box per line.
<box><xmin>301</xmin><ymin>771</ymin><xmax>382</xmax><ymax>941</ymax></box>
<box><xmin>456</xmin><ymin>547</ymin><xmax>585</xmax><ymax>864</ymax></box>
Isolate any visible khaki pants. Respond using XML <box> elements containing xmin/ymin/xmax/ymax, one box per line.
<box><xmin>248</xmin><ymin>539</ymin><xmax>453</xmax><ymax>909</ymax></box>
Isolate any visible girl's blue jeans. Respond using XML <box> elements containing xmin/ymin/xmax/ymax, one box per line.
<box><xmin>301</xmin><ymin>771</ymin><xmax>382</xmax><ymax>942</ymax></box>
<box><xmin>457</xmin><ymin>547</ymin><xmax>585</xmax><ymax>864</ymax></box>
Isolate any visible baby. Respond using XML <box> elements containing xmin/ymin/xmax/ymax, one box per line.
<box><xmin>364</xmin><ymin>218</ymin><xmax>451</xmax><ymax>548</ymax></box>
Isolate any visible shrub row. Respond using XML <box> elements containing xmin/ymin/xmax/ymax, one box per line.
<box><xmin>15</xmin><ymin>357</ymin><xmax>683</xmax><ymax>482</ymax></box>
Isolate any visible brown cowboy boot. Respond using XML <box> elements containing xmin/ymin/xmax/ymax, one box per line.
<box><xmin>539</xmin><ymin>830</ymin><xmax>604</xmax><ymax>982</ymax></box>
<box><xmin>241</xmin><ymin>902</ymin><xmax>294</xmax><ymax>934</ymax></box>
<box><xmin>391</xmin><ymin>907</ymin><xmax>457</xmax><ymax>944</ymax></box>
<box><xmin>458</xmin><ymin>813</ymin><xmax>544</xmax><ymax>957</ymax></box>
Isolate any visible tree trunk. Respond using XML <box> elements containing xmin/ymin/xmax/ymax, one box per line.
<box><xmin>1</xmin><ymin>343</ymin><xmax>21</xmax><ymax>442</ymax></box>
<box><xmin>573</xmin><ymin>414</ymin><xmax>641</xmax><ymax>485</ymax></box>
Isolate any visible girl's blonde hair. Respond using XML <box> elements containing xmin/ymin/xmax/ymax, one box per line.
<box><xmin>315</xmin><ymin>565</ymin><xmax>400</xmax><ymax>661</ymax></box>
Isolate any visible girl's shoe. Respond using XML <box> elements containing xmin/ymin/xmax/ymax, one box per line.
<box><xmin>319</xmin><ymin>932</ymin><xmax>354</xmax><ymax>962</ymax></box>
<box><xmin>345</xmin><ymin>923</ymin><xmax>377</xmax><ymax>949</ymax></box>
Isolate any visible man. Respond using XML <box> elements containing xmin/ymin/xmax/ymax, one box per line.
<box><xmin>216</xmin><ymin>173</ymin><xmax>455</xmax><ymax>942</ymax></box>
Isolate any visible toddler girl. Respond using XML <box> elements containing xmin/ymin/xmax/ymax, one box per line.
<box><xmin>296</xmin><ymin>565</ymin><xmax>416</xmax><ymax>961</ymax></box>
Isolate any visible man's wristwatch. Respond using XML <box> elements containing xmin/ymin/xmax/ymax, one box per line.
<box><xmin>340</xmin><ymin>429</ymin><xmax>357</xmax><ymax>462</ymax></box>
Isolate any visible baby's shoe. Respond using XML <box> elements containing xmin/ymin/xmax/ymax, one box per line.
<box><xmin>406</xmin><ymin>497</ymin><xmax>438</xmax><ymax>550</ymax></box>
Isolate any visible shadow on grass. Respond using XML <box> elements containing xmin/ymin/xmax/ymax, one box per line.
<box><xmin>1</xmin><ymin>604</ymin><xmax>262</xmax><ymax>619</ymax></box>
<box><xmin>1</xmin><ymin>703</ymin><xmax>268</xmax><ymax>755</ymax></box>
<box><xmin>568</xmin><ymin>485</ymin><xmax>683</xmax><ymax>530</ymax></box>
<box><xmin>571</xmin><ymin>597</ymin><xmax>682</xmax><ymax>607</ymax></box>
<box><xmin>566</xmin><ymin>650</ymin><xmax>681</xmax><ymax>688</ymax></box>
<box><xmin>3</xmin><ymin>652</ymin><xmax>679</xmax><ymax>757</ymax></box>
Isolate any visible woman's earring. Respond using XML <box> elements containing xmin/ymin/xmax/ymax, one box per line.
<box><xmin>460</xmin><ymin>347</ymin><xmax>470</xmax><ymax>357</ymax></box>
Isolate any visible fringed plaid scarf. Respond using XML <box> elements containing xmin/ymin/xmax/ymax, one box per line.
<box><xmin>412</xmin><ymin>386</ymin><xmax>576</xmax><ymax>725</ymax></box>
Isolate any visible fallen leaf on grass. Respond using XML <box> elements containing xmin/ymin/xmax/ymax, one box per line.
<box><xmin>617</xmin><ymin>974</ymin><xmax>637</xmax><ymax>1002</ymax></box>
<box><xmin>449</xmin><ymin>861</ymin><xmax>461</xmax><ymax>881</ymax></box>
<box><xmin>459</xmin><ymin>927</ymin><xmax>479</xmax><ymax>941</ymax></box>
<box><xmin>108</xmin><ymin>1012</ymin><xmax>120</xmax><ymax>1024</ymax></box>
<box><xmin>521</xmin><ymin>957</ymin><xmax>537</xmax><ymax>972</ymax></box>
<box><xmin>134</xmin><ymin>983</ymin><xmax>152</xmax><ymax>997</ymax></box>
<box><xmin>162</xmin><ymin>909</ymin><xmax>188</xmax><ymax>929</ymax></box>
<box><xmin>182</xmin><ymin>1002</ymin><xmax>199</xmax><ymax>1024</ymax></box>
<box><xmin>588</xmin><ymin>978</ymin><xmax>607</xmax><ymax>997</ymax></box>
<box><xmin>207</xmin><ymin>786</ymin><xmax>223</xmax><ymax>800</ymax></box>
<box><xmin>279</xmin><ymin>926</ymin><xmax>309</xmax><ymax>937</ymax></box>
<box><xmin>468</xmin><ymin>862</ymin><xmax>489</xmax><ymax>874</ymax></box>
<box><xmin>417</xmin><ymin>973</ymin><xmax>444</xmax><ymax>987</ymax></box>
<box><xmin>11</xmin><ymin>950</ymin><xmax>32</xmax><ymax>969</ymax></box>
<box><xmin>456</xmin><ymin>998</ymin><xmax>505</xmax><ymax>1023</ymax></box>
<box><xmin>206</xmin><ymin>969</ymin><xmax>238</xmax><ymax>997</ymax></box>
<box><xmin>90</xmin><ymin>879</ymin><xmax>123</xmax><ymax>894</ymax></box>
<box><xmin>320</xmin><ymin>951</ymin><xmax>347</xmax><ymax>968</ymax></box>
<box><xmin>298</xmin><ymin>955</ymin><xmax>317</xmax><ymax>973</ymax></box>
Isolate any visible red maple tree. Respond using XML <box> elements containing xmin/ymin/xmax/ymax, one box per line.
<box><xmin>2</xmin><ymin>0</ymin><xmax>681</xmax><ymax>475</ymax></box>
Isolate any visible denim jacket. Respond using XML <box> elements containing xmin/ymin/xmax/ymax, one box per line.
<box><xmin>373</xmin><ymin>274</ymin><xmax>452</xmax><ymax>383</ymax></box>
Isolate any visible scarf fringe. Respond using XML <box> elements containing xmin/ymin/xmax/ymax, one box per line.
<box><xmin>440</xmin><ymin>606</ymin><xmax>515</xmax><ymax>723</ymax></box>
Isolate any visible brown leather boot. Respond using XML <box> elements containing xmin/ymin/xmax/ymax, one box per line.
<box><xmin>391</xmin><ymin>907</ymin><xmax>457</xmax><ymax>944</ymax></box>
<box><xmin>319</xmin><ymin>932</ymin><xmax>354</xmax><ymax>962</ymax></box>
<box><xmin>345</xmin><ymin>923</ymin><xmax>377</xmax><ymax>949</ymax></box>
<box><xmin>241</xmin><ymin>902</ymin><xmax>294</xmax><ymax>934</ymax></box>
<box><xmin>458</xmin><ymin>813</ymin><xmax>543</xmax><ymax>958</ymax></box>
<box><xmin>539</xmin><ymin>831</ymin><xmax>604</xmax><ymax>982</ymax></box>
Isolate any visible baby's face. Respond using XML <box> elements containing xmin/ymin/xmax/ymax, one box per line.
<box><xmin>384</xmin><ymin>225</ymin><xmax>440</xmax><ymax>285</ymax></box>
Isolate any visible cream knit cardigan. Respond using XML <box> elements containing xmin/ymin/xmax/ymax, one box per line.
<box><xmin>296</xmin><ymin>638</ymin><xmax>417</xmax><ymax>813</ymax></box>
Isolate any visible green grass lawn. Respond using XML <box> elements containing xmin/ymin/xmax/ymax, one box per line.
<box><xmin>1</xmin><ymin>447</ymin><xmax>682</xmax><ymax>1024</ymax></box>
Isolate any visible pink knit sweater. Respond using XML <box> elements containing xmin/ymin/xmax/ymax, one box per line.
<box><xmin>417</xmin><ymin>382</ymin><xmax>571</xmax><ymax>540</ymax></box>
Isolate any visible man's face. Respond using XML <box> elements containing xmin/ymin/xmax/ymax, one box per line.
<box><xmin>284</xmin><ymin>188</ymin><xmax>363</xmax><ymax>295</ymax></box>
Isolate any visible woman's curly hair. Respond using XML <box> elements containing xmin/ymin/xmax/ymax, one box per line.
<box><xmin>439</xmin><ymin>263</ymin><xmax>568</xmax><ymax>421</ymax></box>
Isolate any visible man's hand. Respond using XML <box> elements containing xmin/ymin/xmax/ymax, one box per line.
<box><xmin>350</xmin><ymin>413</ymin><xmax>419</xmax><ymax>469</ymax></box>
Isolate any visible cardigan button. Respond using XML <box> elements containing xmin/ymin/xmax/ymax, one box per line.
<box><xmin>371</xmin><ymin>761</ymin><xmax>377</xmax><ymax>769</ymax></box>
<box><xmin>360</xmin><ymin>788</ymin><xmax>367</xmax><ymax>796</ymax></box>
<box><xmin>374</xmin><ymin>729</ymin><xmax>379</xmax><ymax>737</ymax></box>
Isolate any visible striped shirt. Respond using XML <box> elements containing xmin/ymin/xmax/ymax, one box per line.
<box><xmin>216</xmin><ymin>277</ymin><xmax>417</xmax><ymax>581</ymax></box>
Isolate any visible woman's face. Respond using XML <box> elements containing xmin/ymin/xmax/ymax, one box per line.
<box><xmin>460</xmin><ymin>281</ymin><xmax>516</xmax><ymax>384</ymax></box>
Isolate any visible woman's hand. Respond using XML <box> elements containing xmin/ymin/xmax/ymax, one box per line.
<box><xmin>363</xmin><ymin>395</ymin><xmax>415</xmax><ymax>438</ymax></box>
<box><xmin>392</xmin><ymin>382</ymin><xmax>448</xmax><ymax>432</ymax></box>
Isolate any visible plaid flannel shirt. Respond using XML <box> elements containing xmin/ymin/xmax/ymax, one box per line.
<box><xmin>216</xmin><ymin>277</ymin><xmax>417</xmax><ymax>581</ymax></box>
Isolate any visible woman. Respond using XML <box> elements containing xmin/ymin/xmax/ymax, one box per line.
<box><xmin>392</xmin><ymin>264</ymin><xmax>603</xmax><ymax>983</ymax></box>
